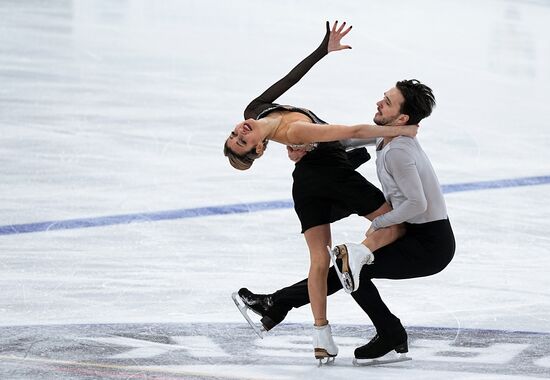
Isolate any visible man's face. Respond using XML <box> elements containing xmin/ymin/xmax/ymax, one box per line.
<box><xmin>373</xmin><ymin>87</ymin><xmax>406</xmax><ymax>126</ymax></box>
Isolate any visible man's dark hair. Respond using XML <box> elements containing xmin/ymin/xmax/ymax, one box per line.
<box><xmin>396</xmin><ymin>79</ymin><xmax>436</xmax><ymax>125</ymax></box>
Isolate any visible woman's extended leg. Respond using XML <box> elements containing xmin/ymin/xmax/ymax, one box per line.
<box><xmin>303</xmin><ymin>224</ymin><xmax>332</xmax><ymax>326</ymax></box>
<box><xmin>304</xmin><ymin>223</ymin><xmax>339</xmax><ymax>362</ymax></box>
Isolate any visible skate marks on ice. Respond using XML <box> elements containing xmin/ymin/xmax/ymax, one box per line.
<box><xmin>0</xmin><ymin>323</ymin><xmax>549</xmax><ymax>379</ymax></box>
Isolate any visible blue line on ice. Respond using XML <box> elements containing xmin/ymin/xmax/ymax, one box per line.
<box><xmin>1</xmin><ymin>175</ymin><xmax>549</xmax><ymax>236</ymax></box>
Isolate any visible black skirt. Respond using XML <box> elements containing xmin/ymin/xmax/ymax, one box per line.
<box><xmin>292</xmin><ymin>142</ymin><xmax>386</xmax><ymax>233</ymax></box>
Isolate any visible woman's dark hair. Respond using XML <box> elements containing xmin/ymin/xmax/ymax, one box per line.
<box><xmin>223</xmin><ymin>139</ymin><xmax>268</xmax><ymax>170</ymax></box>
<box><xmin>395</xmin><ymin>79</ymin><xmax>436</xmax><ymax>125</ymax></box>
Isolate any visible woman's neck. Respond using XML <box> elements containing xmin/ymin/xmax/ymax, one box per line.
<box><xmin>258</xmin><ymin>113</ymin><xmax>284</xmax><ymax>141</ymax></box>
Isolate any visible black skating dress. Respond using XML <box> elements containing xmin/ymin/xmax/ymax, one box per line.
<box><xmin>243</xmin><ymin>29</ymin><xmax>385</xmax><ymax>233</ymax></box>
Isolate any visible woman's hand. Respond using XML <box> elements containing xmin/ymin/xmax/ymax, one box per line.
<box><xmin>326</xmin><ymin>20</ymin><xmax>352</xmax><ymax>53</ymax></box>
<box><xmin>401</xmin><ymin>124</ymin><xmax>419</xmax><ymax>138</ymax></box>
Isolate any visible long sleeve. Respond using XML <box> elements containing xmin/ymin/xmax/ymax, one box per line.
<box><xmin>371</xmin><ymin>147</ymin><xmax>428</xmax><ymax>229</ymax></box>
<box><xmin>339</xmin><ymin>138</ymin><xmax>377</xmax><ymax>150</ymax></box>
<box><xmin>243</xmin><ymin>26</ymin><xmax>330</xmax><ymax>119</ymax></box>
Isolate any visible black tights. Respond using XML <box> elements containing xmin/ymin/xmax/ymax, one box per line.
<box><xmin>272</xmin><ymin>219</ymin><xmax>455</xmax><ymax>333</ymax></box>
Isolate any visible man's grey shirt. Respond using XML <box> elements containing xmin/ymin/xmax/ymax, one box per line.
<box><xmin>371</xmin><ymin>136</ymin><xmax>448</xmax><ymax>230</ymax></box>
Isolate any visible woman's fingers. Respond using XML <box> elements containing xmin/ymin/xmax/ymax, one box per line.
<box><xmin>340</xmin><ymin>25</ymin><xmax>352</xmax><ymax>38</ymax></box>
<box><xmin>331</xmin><ymin>20</ymin><xmax>352</xmax><ymax>36</ymax></box>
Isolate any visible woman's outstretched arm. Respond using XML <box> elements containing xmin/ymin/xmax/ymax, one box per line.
<box><xmin>244</xmin><ymin>21</ymin><xmax>352</xmax><ymax>119</ymax></box>
<box><xmin>286</xmin><ymin>121</ymin><xmax>418</xmax><ymax>144</ymax></box>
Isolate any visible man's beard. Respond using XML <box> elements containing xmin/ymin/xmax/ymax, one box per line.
<box><xmin>374</xmin><ymin>113</ymin><xmax>397</xmax><ymax>126</ymax></box>
<box><xmin>373</xmin><ymin>115</ymin><xmax>388</xmax><ymax>126</ymax></box>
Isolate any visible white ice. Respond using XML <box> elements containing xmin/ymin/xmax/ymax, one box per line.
<box><xmin>1</xmin><ymin>0</ymin><xmax>549</xmax><ymax>378</ymax></box>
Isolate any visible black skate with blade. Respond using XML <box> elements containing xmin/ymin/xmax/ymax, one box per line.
<box><xmin>353</xmin><ymin>328</ymin><xmax>411</xmax><ymax>366</ymax></box>
<box><xmin>232</xmin><ymin>288</ymin><xmax>288</xmax><ymax>338</ymax></box>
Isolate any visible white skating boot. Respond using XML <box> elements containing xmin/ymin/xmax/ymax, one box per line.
<box><xmin>328</xmin><ymin>243</ymin><xmax>374</xmax><ymax>293</ymax></box>
<box><xmin>312</xmin><ymin>323</ymin><xmax>338</xmax><ymax>365</ymax></box>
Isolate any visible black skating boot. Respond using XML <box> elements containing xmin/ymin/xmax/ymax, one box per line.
<box><xmin>353</xmin><ymin>326</ymin><xmax>410</xmax><ymax>365</ymax></box>
<box><xmin>237</xmin><ymin>288</ymin><xmax>288</xmax><ymax>331</ymax></box>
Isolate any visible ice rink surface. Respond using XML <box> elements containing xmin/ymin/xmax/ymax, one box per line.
<box><xmin>1</xmin><ymin>0</ymin><xmax>549</xmax><ymax>378</ymax></box>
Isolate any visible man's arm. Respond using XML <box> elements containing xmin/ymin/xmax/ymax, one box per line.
<box><xmin>340</xmin><ymin>138</ymin><xmax>377</xmax><ymax>150</ymax></box>
<box><xmin>287</xmin><ymin>146</ymin><xmax>308</xmax><ymax>163</ymax></box>
<box><xmin>371</xmin><ymin>147</ymin><xmax>427</xmax><ymax>230</ymax></box>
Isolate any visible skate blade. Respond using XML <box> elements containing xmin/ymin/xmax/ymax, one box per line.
<box><xmin>327</xmin><ymin>246</ymin><xmax>354</xmax><ymax>294</ymax></box>
<box><xmin>353</xmin><ymin>352</ymin><xmax>411</xmax><ymax>367</ymax></box>
<box><xmin>231</xmin><ymin>292</ymin><xmax>266</xmax><ymax>339</ymax></box>
<box><xmin>317</xmin><ymin>356</ymin><xmax>336</xmax><ymax>367</ymax></box>
<box><xmin>315</xmin><ymin>349</ymin><xmax>336</xmax><ymax>367</ymax></box>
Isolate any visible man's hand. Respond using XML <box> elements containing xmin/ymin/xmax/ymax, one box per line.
<box><xmin>366</xmin><ymin>225</ymin><xmax>376</xmax><ymax>238</ymax></box>
<box><xmin>327</xmin><ymin>20</ymin><xmax>352</xmax><ymax>53</ymax></box>
<box><xmin>287</xmin><ymin>146</ymin><xmax>308</xmax><ymax>163</ymax></box>
<box><xmin>366</xmin><ymin>224</ymin><xmax>406</xmax><ymax>240</ymax></box>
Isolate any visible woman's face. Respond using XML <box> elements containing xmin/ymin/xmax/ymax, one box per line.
<box><xmin>225</xmin><ymin>119</ymin><xmax>262</xmax><ymax>156</ymax></box>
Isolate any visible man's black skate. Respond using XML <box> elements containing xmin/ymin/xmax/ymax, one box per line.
<box><xmin>353</xmin><ymin>328</ymin><xmax>411</xmax><ymax>366</ymax></box>
<box><xmin>232</xmin><ymin>288</ymin><xmax>288</xmax><ymax>338</ymax></box>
